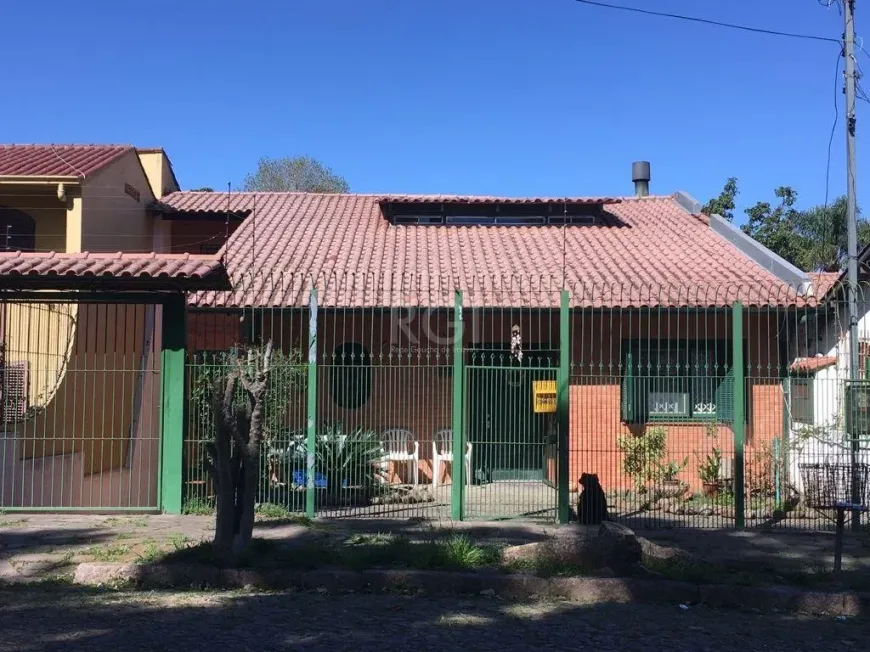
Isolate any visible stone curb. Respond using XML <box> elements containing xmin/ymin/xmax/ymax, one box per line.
<box><xmin>72</xmin><ymin>562</ymin><xmax>870</xmax><ymax>616</ymax></box>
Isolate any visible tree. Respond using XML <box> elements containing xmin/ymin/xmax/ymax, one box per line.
<box><xmin>702</xmin><ymin>177</ymin><xmax>738</xmax><ymax>221</ymax></box>
<box><xmin>206</xmin><ymin>343</ymin><xmax>275</xmax><ymax>558</ymax></box>
<box><xmin>243</xmin><ymin>156</ymin><xmax>349</xmax><ymax>193</ymax></box>
<box><xmin>741</xmin><ymin>186</ymin><xmax>805</xmax><ymax>267</ymax></box>
<box><xmin>703</xmin><ymin>179</ymin><xmax>870</xmax><ymax>272</ymax></box>
<box><xmin>792</xmin><ymin>197</ymin><xmax>870</xmax><ymax>272</ymax></box>
<box><xmin>192</xmin><ymin>187</ymin><xmax>215</xmax><ymax>192</ymax></box>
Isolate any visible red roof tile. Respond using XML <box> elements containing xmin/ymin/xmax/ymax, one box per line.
<box><xmin>810</xmin><ymin>271</ymin><xmax>843</xmax><ymax>297</ymax></box>
<box><xmin>157</xmin><ymin>191</ymin><xmax>815</xmax><ymax>308</ymax></box>
<box><xmin>790</xmin><ymin>356</ymin><xmax>838</xmax><ymax>374</ymax></box>
<box><xmin>0</xmin><ymin>252</ymin><xmax>229</xmax><ymax>291</ymax></box>
<box><xmin>0</xmin><ymin>145</ymin><xmax>132</xmax><ymax>179</ymax></box>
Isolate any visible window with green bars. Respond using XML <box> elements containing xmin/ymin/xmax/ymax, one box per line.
<box><xmin>620</xmin><ymin>339</ymin><xmax>746</xmax><ymax>424</ymax></box>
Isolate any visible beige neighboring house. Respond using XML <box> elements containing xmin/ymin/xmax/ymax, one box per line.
<box><xmin>0</xmin><ymin>144</ymin><xmax>180</xmax><ymax>254</ymax></box>
<box><xmin>0</xmin><ymin>145</ymin><xmax>226</xmax><ymax>509</ymax></box>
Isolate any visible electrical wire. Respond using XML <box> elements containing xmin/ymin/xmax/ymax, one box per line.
<box><xmin>48</xmin><ymin>145</ymin><xmax>86</xmax><ymax>179</ymax></box>
<box><xmin>571</xmin><ymin>0</ymin><xmax>842</xmax><ymax>44</ymax></box>
<box><xmin>824</xmin><ymin>46</ymin><xmax>843</xmax><ymax>211</ymax></box>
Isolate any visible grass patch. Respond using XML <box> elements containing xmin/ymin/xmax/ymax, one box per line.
<box><xmin>0</xmin><ymin>518</ymin><xmax>29</xmax><ymax>528</ymax></box>
<box><xmin>642</xmin><ymin>556</ymin><xmax>764</xmax><ymax>587</ymax></box>
<box><xmin>254</xmin><ymin>504</ymin><xmax>313</xmax><ymax>527</ymax></box>
<box><xmin>438</xmin><ymin>534</ymin><xmax>501</xmax><ymax>569</ymax></box>
<box><xmin>255</xmin><ymin>503</ymin><xmax>292</xmax><ymax>519</ymax></box>
<box><xmin>182</xmin><ymin>498</ymin><xmax>214</xmax><ymax>516</ymax></box>
<box><xmin>503</xmin><ymin>556</ymin><xmax>592</xmax><ymax>578</ymax></box>
<box><xmin>87</xmin><ymin>543</ymin><xmax>132</xmax><ymax>562</ymax></box>
<box><xmin>136</xmin><ymin>540</ymin><xmax>164</xmax><ymax>563</ymax></box>
<box><xmin>159</xmin><ymin>533</ymin><xmax>502</xmax><ymax>573</ymax></box>
<box><xmin>641</xmin><ymin>554</ymin><xmax>870</xmax><ymax>591</ymax></box>
<box><xmin>168</xmin><ymin>533</ymin><xmax>194</xmax><ymax>551</ymax></box>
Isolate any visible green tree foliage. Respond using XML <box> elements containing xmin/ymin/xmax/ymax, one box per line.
<box><xmin>243</xmin><ymin>156</ymin><xmax>350</xmax><ymax>193</ymax></box>
<box><xmin>741</xmin><ymin>186</ymin><xmax>805</xmax><ymax>268</ymax></box>
<box><xmin>704</xmin><ymin>178</ymin><xmax>870</xmax><ymax>272</ymax></box>
<box><xmin>793</xmin><ymin>197</ymin><xmax>870</xmax><ymax>272</ymax></box>
<box><xmin>702</xmin><ymin>177</ymin><xmax>738</xmax><ymax>221</ymax></box>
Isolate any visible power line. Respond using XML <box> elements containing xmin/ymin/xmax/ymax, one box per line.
<box><xmin>571</xmin><ymin>0</ymin><xmax>841</xmax><ymax>44</ymax></box>
<box><xmin>825</xmin><ymin>46</ymin><xmax>842</xmax><ymax>210</ymax></box>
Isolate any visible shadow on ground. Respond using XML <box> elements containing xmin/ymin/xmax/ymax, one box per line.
<box><xmin>0</xmin><ymin>583</ymin><xmax>867</xmax><ymax>652</ymax></box>
<box><xmin>3</xmin><ymin>514</ymin><xmax>870</xmax><ymax>591</ymax></box>
<box><xmin>0</xmin><ymin>528</ymin><xmax>116</xmax><ymax>559</ymax></box>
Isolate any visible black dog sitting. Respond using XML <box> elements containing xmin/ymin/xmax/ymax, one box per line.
<box><xmin>576</xmin><ymin>473</ymin><xmax>608</xmax><ymax>525</ymax></box>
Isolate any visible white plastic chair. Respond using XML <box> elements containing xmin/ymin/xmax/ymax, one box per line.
<box><xmin>432</xmin><ymin>428</ymin><xmax>472</xmax><ymax>489</ymax></box>
<box><xmin>381</xmin><ymin>428</ymin><xmax>420</xmax><ymax>485</ymax></box>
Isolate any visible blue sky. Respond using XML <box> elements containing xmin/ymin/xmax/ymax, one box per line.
<box><xmin>1</xmin><ymin>1</ymin><xmax>863</xmax><ymax>224</ymax></box>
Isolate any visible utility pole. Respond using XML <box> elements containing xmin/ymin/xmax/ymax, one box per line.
<box><xmin>844</xmin><ymin>0</ymin><xmax>861</xmax><ymax>531</ymax></box>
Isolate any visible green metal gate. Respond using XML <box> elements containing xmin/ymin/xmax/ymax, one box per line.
<box><xmin>466</xmin><ymin>349</ymin><xmax>558</xmax><ymax>482</ymax></box>
<box><xmin>0</xmin><ymin>298</ymin><xmax>165</xmax><ymax>512</ymax></box>
<box><xmin>464</xmin><ymin>357</ymin><xmax>558</xmax><ymax>519</ymax></box>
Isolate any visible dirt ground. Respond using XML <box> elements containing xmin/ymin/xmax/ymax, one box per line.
<box><xmin>0</xmin><ymin>583</ymin><xmax>867</xmax><ymax>652</ymax></box>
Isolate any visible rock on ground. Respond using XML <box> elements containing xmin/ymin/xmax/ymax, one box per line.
<box><xmin>502</xmin><ymin>521</ymin><xmax>642</xmax><ymax>572</ymax></box>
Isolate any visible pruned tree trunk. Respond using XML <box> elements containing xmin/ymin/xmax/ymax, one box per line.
<box><xmin>204</xmin><ymin>342</ymin><xmax>273</xmax><ymax>561</ymax></box>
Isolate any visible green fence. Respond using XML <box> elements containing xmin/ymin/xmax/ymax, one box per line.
<box><xmin>5</xmin><ymin>274</ymin><xmax>867</xmax><ymax>530</ymax></box>
<box><xmin>177</xmin><ymin>274</ymin><xmax>870</xmax><ymax>529</ymax></box>
<box><xmin>0</xmin><ymin>298</ymin><xmax>163</xmax><ymax>511</ymax></box>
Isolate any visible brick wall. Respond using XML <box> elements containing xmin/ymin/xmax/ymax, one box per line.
<box><xmin>184</xmin><ymin>307</ymin><xmax>786</xmax><ymax>490</ymax></box>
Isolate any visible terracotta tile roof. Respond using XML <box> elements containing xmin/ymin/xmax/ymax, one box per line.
<box><xmin>159</xmin><ymin>191</ymin><xmax>816</xmax><ymax>308</ymax></box>
<box><xmin>810</xmin><ymin>272</ymin><xmax>842</xmax><ymax>293</ymax></box>
<box><xmin>790</xmin><ymin>356</ymin><xmax>838</xmax><ymax>374</ymax></box>
<box><xmin>0</xmin><ymin>145</ymin><xmax>132</xmax><ymax>179</ymax></box>
<box><xmin>0</xmin><ymin>252</ymin><xmax>229</xmax><ymax>291</ymax></box>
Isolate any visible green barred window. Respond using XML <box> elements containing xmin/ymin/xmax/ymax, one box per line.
<box><xmin>621</xmin><ymin>340</ymin><xmax>741</xmax><ymax>424</ymax></box>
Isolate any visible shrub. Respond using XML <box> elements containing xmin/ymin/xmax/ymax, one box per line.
<box><xmin>617</xmin><ymin>426</ymin><xmax>668</xmax><ymax>491</ymax></box>
<box><xmin>315</xmin><ymin>423</ymin><xmax>385</xmax><ymax>501</ymax></box>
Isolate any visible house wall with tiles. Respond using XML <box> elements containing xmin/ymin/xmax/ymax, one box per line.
<box><xmin>183</xmin><ymin>306</ymin><xmax>786</xmax><ymax>491</ymax></box>
<box><xmin>567</xmin><ymin>311</ymin><xmax>784</xmax><ymax>494</ymax></box>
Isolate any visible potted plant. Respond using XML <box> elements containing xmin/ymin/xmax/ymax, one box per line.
<box><xmin>656</xmin><ymin>456</ymin><xmax>688</xmax><ymax>496</ymax></box>
<box><xmin>315</xmin><ymin>423</ymin><xmax>385</xmax><ymax>507</ymax></box>
<box><xmin>697</xmin><ymin>448</ymin><xmax>723</xmax><ymax>498</ymax></box>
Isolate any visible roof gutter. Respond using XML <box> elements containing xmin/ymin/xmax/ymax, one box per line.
<box><xmin>0</xmin><ymin>175</ymin><xmax>81</xmax><ymax>185</ymax></box>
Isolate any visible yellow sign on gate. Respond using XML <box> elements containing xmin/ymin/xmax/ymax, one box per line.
<box><xmin>532</xmin><ymin>380</ymin><xmax>557</xmax><ymax>413</ymax></box>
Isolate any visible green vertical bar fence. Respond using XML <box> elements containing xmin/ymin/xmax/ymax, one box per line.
<box><xmin>160</xmin><ymin>294</ymin><xmax>187</xmax><ymax>514</ymax></box>
<box><xmin>306</xmin><ymin>287</ymin><xmax>318</xmax><ymax>519</ymax></box>
<box><xmin>451</xmin><ymin>290</ymin><xmax>465</xmax><ymax>520</ymax></box>
<box><xmin>557</xmin><ymin>289</ymin><xmax>571</xmax><ymax>524</ymax></box>
<box><xmin>732</xmin><ymin>300</ymin><xmax>745</xmax><ymax>528</ymax></box>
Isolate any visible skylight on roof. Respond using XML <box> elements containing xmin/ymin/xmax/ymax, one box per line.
<box><xmin>382</xmin><ymin>201</ymin><xmax>601</xmax><ymax>227</ymax></box>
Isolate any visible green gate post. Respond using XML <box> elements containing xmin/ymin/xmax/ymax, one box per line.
<box><xmin>733</xmin><ymin>301</ymin><xmax>746</xmax><ymax>528</ymax></box>
<box><xmin>557</xmin><ymin>290</ymin><xmax>571</xmax><ymax>524</ymax></box>
<box><xmin>306</xmin><ymin>288</ymin><xmax>318</xmax><ymax>519</ymax></box>
<box><xmin>451</xmin><ymin>290</ymin><xmax>465</xmax><ymax>520</ymax></box>
<box><xmin>159</xmin><ymin>293</ymin><xmax>187</xmax><ymax>514</ymax></box>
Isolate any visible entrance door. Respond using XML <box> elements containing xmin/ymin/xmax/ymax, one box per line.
<box><xmin>466</xmin><ymin>347</ymin><xmax>558</xmax><ymax>483</ymax></box>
